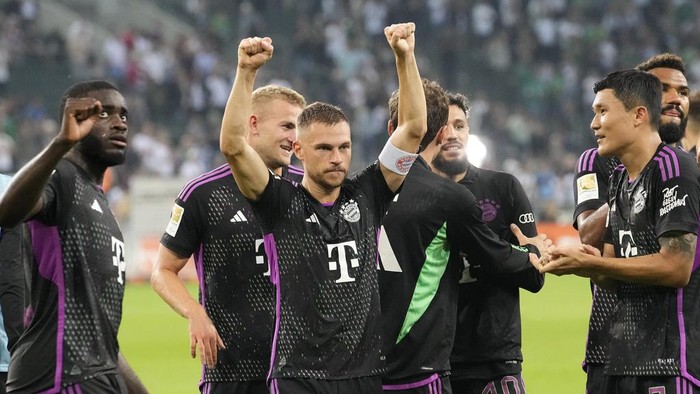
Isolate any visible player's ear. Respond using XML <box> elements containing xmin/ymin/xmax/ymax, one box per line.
<box><xmin>633</xmin><ymin>106</ymin><xmax>647</xmax><ymax>127</ymax></box>
<box><xmin>387</xmin><ymin>119</ymin><xmax>394</xmax><ymax>136</ymax></box>
<box><xmin>435</xmin><ymin>125</ymin><xmax>448</xmax><ymax>144</ymax></box>
<box><xmin>293</xmin><ymin>140</ymin><xmax>303</xmax><ymax>161</ymax></box>
<box><xmin>249</xmin><ymin>115</ymin><xmax>260</xmax><ymax>135</ymax></box>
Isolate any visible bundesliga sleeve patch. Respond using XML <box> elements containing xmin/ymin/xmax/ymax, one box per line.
<box><xmin>166</xmin><ymin>203</ymin><xmax>185</xmax><ymax>237</ymax></box>
<box><xmin>576</xmin><ymin>173</ymin><xmax>599</xmax><ymax>203</ymax></box>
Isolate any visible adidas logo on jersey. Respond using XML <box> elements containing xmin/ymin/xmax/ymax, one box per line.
<box><xmin>91</xmin><ymin>199</ymin><xmax>103</xmax><ymax>213</ymax></box>
<box><xmin>306</xmin><ymin>213</ymin><xmax>319</xmax><ymax>223</ymax></box>
<box><xmin>230</xmin><ymin>210</ymin><xmax>248</xmax><ymax>223</ymax></box>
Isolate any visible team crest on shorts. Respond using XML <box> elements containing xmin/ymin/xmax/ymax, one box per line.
<box><xmin>341</xmin><ymin>199</ymin><xmax>361</xmax><ymax>223</ymax></box>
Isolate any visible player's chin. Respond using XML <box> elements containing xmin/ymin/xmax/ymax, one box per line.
<box><xmin>101</xmin><ymin>151</ymin><xmax>127</xmax><ymax>167</ymax></box>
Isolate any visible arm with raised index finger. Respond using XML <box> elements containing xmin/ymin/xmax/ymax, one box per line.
<box><xmin>220</xmin><ymin>36</ymin><xmax>275</xmax><ymax>201</ymax></box>
<box><xmin>380</xmin><ymin>22</ymin><xmax>427</xmax><ymax>192</ymax></box>
<box><xmin>0</xmin><ymin>98</ymin><xmax>102</xmax><ymax>228</ymax></box>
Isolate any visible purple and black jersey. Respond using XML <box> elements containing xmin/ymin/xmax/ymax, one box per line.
<box><xmin>378</xmin><ymin>158</ymin><xmax>538</xmax><ymax>384</ymax></box>
<box><xmin>604</xmin><ymin>144</ymin><xmax>700</xmax><ymax>381</ymax></box>
<box><xmin>251</xmin><ymin>163</ymin><xmax>393</xmax><ymax>380</ymax></box>
<box><xmin>160</xmin><ymin>164</ymin><xmax>303</xmax><ymax>383</ymax></box>
<box><xmin>7</xmin><ymin>160</ymin><xmax>125</xmax><ymax>393</ymax></box>
<box><xmin>450</xmin><ymin>163</ymin><xmax>543</xmax><ymax>380</ymax></box>
<box><xmin>572</xmin><ymin>148</ymin><xmax>620</xmax><ymax>367</ymax></box>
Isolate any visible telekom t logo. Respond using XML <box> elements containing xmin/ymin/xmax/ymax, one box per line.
<box><xmin>327</xmin><ymin>241</ymin><xmax>359</xmax><ymax>283</ymax></box>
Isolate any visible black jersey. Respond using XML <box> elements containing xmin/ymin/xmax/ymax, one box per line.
<box><xmin>572</xmin><ymin>147</ymin><xmax>621</xmax><ymax>366</ymax></box>
<box><xmin>251</xmin><ymin>163</ymin><xmax>393</xmax><ymax>380</ymax></box>
<box><xmin>450</xmin><ymin>163</ymin><xmax>543</xmax><ymax>380</ymax></box>
<box><xmin>160</xmin><ymin>164</ymin><xmax>303</xmax><ymax>382</ymax></box>
<box><xmin>604</xmin><ymin>144</ymin><xmax>700</xmax><ymax>378</ymax></box>
<box><xmin>7</xmin><ymin>160</ymin><xmax>125</xmax><ymax>393</ymax></box>
<box><xmin>378</xmin><ymin>158</ymin><xmax>537</xmax><ymax>383</ymax></box>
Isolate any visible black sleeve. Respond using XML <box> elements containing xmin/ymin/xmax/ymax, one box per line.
<box><xmin>572</xmin><ymin>149</ymin><xmax>612</xmax><ymax>229</ymax></box>
<box><xmin>501</xmin><ymin>175</ymin><xmax>544</xmax><ymax>292</ymax></box>
<box><xmin>0</xmin><ymin>224</ymin><xmax>25</xmax><ymax>351</ymax></box>
<box><xmin>249</xmin><ymin>171</ymin><xmax>293</xmax><ymax>233</ymax></box>
<box><xmin>160</xmin><ymin>193</ymin><xmax>203</xmax><ymax>259</ymax></box>
<box><xmin>448</xmin><ymin>187</ymin><xmax>536</xmax><ymax>290</ymax></box>
<box><xmin>354</xmin><ymin>162</ymin><xmax>397</xmax><ymax>223</ymax></box>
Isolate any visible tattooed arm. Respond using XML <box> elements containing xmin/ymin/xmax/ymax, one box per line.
<box><xmin>543</xmin><ymin>231</ymin><xmax>696</xmax><ymax>288</ymax></box>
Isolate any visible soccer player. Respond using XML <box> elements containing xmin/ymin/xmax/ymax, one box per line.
<box><xmin>572</xmin><ymin>53</ymin><xmax>691</xmax><ymax>393</ymax></box>
<box><xmin>219</xmin><ymin>23</ymin><xmax>425</xmax><ymax>393</ymax></box>
<box><xmin>545</xmin><ymin>69</ymin><xmax>700</xmax><ymax>393</ymax></box>
<box><xmin>0</xmin><ymin>81</ymin><xmax>147</xmax><ymax>393</ymax></box>
<box><xmin>430</xmin><ymin>92</ymin><xmax>544</xmax><ymax>393</ymax></box>
<box><xmin>151</xmin><ymin>85</ymin><xmax>306</xmax><ymax>393</ymax></box>
<box><xmin>378</xmin><ymin>82</ymin><xmax>549</xmax><ymax>394</ymax></box>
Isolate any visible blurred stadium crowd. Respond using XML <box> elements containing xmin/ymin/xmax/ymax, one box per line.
<box><xmin>0</xmin><ymin>0</ymin><xmax>699</xmax><ymax>222</ymax></box>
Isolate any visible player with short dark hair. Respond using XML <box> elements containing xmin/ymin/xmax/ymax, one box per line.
<box><xmin>151</xmin><ymin>85</ymin><xmax>306</xmax><ymax>394</ymax></box>
<box><xmin>220</xmin><ymin>23</ymin><xmax>426</xmax><ymax>393</ymax></box>
<box><xmin>429</xmin><ymin>92</ymin><xmax>544</xmax><ymax>393</ymax></box>
<box><xmin>0</xmin><ymin>80</ymin><xmax>146</xmax><ymax>393</ymax></box>
<box><xmin>548</xmin><ymin>69</ymin><xmax>700</xmax><ymax>393</ymax></box>
<box><xmin>572</xmin><ymin>53</ymin><xmax>691</xmax><ymax>393</ymax></box>
<box><xmin>378</xmin><ymin>83</ymin><xmax>549</xmax><ymax>394</ymax></box>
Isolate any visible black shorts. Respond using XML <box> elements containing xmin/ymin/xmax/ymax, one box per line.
<box><xmin>450</xmin><ymin>373</ymin><xmax>524</xmax><ymax>394</ymax></box>
<box><xmin>200</xmin><ymin>380</ymin><xmax>267</xmax><ymax>394</ymax></box>
<box><xmin>602</xmin><ymin>375</ymin><xmax>699</xmax><ymax>394</ymax></box>
<box><xmin>383</xmin><ymin>373</ymin><xmax>451</xmax><ymax>394</ymax></box>
<box><xmin>270</xmin><ymin>376</ymin><xmax>382</xmax><ymax>394</ymax></box>
<box><xmin>60</xmin><ymin>374</ymin><xmax>127</xmax><ymax>394</ymax></box>
<box><xmin>586</xmin><ymin>364</ymin><xmax>609</xmax><ymax>394</ymax></box>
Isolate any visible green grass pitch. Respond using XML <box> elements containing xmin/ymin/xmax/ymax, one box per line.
<box><xmin>119</xmin><ymin>275</ymin><xmax>591</xmax><ymax>393</ymax></box>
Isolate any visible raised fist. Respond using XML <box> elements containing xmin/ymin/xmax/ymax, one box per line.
<box><xmin>238</xmin><ymin>36</ymin><xmax>274</xmax><ymax>70</ymax></box>
<box><xmin>384</xmin><ymin>22</ymin><xmax>415</xmax><ymax>57</ymax></box>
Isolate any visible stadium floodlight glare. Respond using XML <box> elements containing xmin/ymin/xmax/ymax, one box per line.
<box><xmin>467</xmin><ymin>134</ymin><xmax>488</xmax><ymax>167</ymax></box>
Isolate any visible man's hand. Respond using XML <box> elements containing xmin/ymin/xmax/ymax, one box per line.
<box><xmin>384</xmin><ymin>22</ymin><xmax>415</xmax><ymax>58</ymax></box>
<box><xmin>510</xmin><ymin>223</ymin><xmax>553</xmax><ymax>267</ymax></box>
<box><xmin>60</xmin><ymin>98</ymin><xmax>102</xmax><ymax>144</ymax></box>
<box><xmin>537</xmin><ymin>244</ymin><xmax>600</xmax><ymax>276</ymax></box>
<box><xmin>188</xmin><ymin>305</ymin><xmax>225</xmax><ymax>368</ymax></box>
<box><xmin>237</xmin><ymin>36</ymin><xmax>274</xmax><ymax>70</ymax></box>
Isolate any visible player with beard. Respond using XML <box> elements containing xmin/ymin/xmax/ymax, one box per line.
<box><xmin>378</xmin><ymin>84</ymin><xmax>549</xmax><ymax>394</ymax></box>
<box><xmin>0</xmin><ymin>81</ymin><xmax>146</xmax><ymax>393</ymax></box>
<box><xmin>151</xmin><ymin>85</ymin><xmax>306</xmax><ymax>394</ymax></box>
<box><xmin>572</xmin><ymin>53</ymin><xmax>690</xmax><ymax>393</ymax></box>
<box><xmin>220</xmin><ymin>24</ymin><xmax>427</xmax><ymax>393</ymax></box>
<box><xmin>426</xmin><ymin>92</ymin><xmax>544</xmax><ymax>394</ymax></box>
<box><xmin>549</xmin><ymin>69</ymin><xmax>700</xmax><ymax>393</ymax></box>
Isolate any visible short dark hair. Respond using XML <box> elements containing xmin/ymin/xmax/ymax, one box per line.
<box><xmin>58</xmin><ymin>80</ymin><xmax>119</xmax><ymax>119</ymax></box>
<box><xmin>593</xmin><ymin>69</ymin><xmax>663</xmax><ymax>128</ymax></box>
<box><xmin>635</xmin><ymin>53</ymin><xmax>686</xmax><ymax>75</ymax></box>
<box><xmin>297</xmin><ymin>101</ymin><xmax>349</xmax><ymax>131</ymax></box>
<box><xmin>388</xmin><ymin>78</ymin><xmax>449</xmax><ymax>151</ymax></box>
<box><xmin>447</xmin><ymin>92</ymin><xmax>470</xmax><ymax>117</ymax></box>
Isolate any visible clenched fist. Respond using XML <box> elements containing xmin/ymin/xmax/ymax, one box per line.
<box><xmin>237</xmin><ymin>36</ymin><xmax>274</xmax><ymax>70</ymax></box>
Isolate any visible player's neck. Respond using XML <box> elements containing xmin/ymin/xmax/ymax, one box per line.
<box><xmin>65</xmin><ymin>151</ymin><xmax>107</xmax><ymax>186</ymax></box>
<box><xmin>620</xmin><ymin>138</ymin><xmax>661</xmax><ymax>180</ymax></box>
<box><xmin>680</xmin><ymin>132</ymin><xmax>699</xmax><ymax>152</ymax></box>
<box><xmin>301</xmin><ymin>177</ymin><xmax>340</xmax><ymax>205</ymax></box>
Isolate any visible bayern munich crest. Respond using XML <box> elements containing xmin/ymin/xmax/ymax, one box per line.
<box><xmin>341</xmin><ymin>199</ymin><xmax>361</xmax><ymax>223</ymax></box>
<box><xmin>479</xmin><ymin>199</ymin><xmax>500</xmax><ymax>222</ymax></box>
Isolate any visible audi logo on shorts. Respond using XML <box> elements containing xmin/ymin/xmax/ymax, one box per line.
<box><xmin>519</xmin><ymin>213</ymin><xmax>535</xmax><ymax>224</ymax></box>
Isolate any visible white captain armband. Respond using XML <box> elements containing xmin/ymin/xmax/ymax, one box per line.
<box><xmin>378</xmin><ymin>141</ymin><xmax>419</xmax><ymax>175</ymax></box>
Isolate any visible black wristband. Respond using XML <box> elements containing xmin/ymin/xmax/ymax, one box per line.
<box><xmin>524</xmin><ymin>244</ymin><xmax>541</xmax><ymax>258</ymax></box>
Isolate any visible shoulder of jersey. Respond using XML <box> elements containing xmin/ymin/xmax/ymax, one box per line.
<box><xmin>177</xmin><ymin>164</ymin><xmax>234</xmax><ymax>202</ymax></box>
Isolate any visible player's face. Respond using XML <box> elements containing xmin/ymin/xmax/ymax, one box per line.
<box><xmin>294</xmin><ymin>121</ymin><xmax>351</xmax><ymax>192</ymax></box>
<box><xmin>648</xmin><ymin>67</ymin><xmax>690</xmax><ymax>144</ymax></box>
<box><xmin>254</xmin><ymin>99</ymin><xmax>303</xmax><ymax>171</ymax></box>
<box><xmin>76</xmin><ymin>89</ymin><xmax>128</xmax><ymax>167</ymax></box>
<box><xmin>432</xmin><ymin>105</ymin><xmax>469</xmax><ymax>175</ymax></box>
<box><xmin>590</xmin><ymin>89</ymin><xmax>637</xmax><ymax>157</ymax></box>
